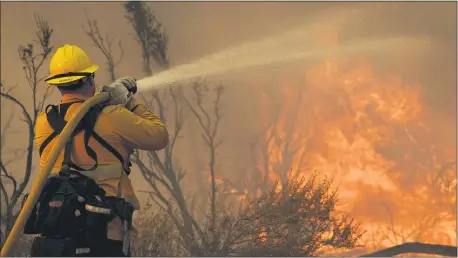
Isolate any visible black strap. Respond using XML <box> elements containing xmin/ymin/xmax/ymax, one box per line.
<box><xmin>92</xmin><ymin>132</ymin><xmax>125</xmax><ymax>168</ymax></box>
<box><xmin>44</xmin><ymin>72</ymin><xmax>93</xmax><ymax>82</ymax></box>
<box><xmin>39</xmin><ymin>131</ymin><xmax>58</xmax><ymax>157</ymax></box>
<box><xmin>40</xmin><ymin>102</ymin><xmax>129</xmax><ymax>174</ymax></box>
<box><xmin>49</xmin><ymin>101</ymin><xmax>97</xmax><ymax>171</ymax></box>
<box><xmin>40</xmin><ymin>102</ymin><xmax>84</xmax><ymax>157</ymax></box>
<box><xmin>40</xmin><ymin>104</ymin><xmax>74</xmax><ymax>156</ymax></box>
<box><xmin>81</xmin><ymin>106</ymin><xmax>130</xmax><ymax>174</ymax></box>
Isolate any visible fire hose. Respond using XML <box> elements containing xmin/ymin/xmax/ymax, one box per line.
<box><xmin>0</xmin><ymin>92</ymin><xmax>111</xmax><ymax>257</ymax></box>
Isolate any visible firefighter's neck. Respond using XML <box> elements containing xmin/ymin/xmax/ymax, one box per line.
<box><xmin>61</xmin><ymin>84</ymin><xmax>95</xmax><ymax>103</ymax></box>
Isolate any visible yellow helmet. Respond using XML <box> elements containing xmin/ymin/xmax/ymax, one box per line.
<box><xmin>45</xmin><ymin>44</ymin><xmax>99</xmax><ymax>85</ymax></box>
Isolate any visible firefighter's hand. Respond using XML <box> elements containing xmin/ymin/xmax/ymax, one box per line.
<box><xmin>116</xmin><ymin>77</ymin><xmax>138</xmax><ymax>94</ymax></box>
<box><xmin>102</xmin><ymin>78</ymin><xmax>135</xmax><ymax>106</ymax></box>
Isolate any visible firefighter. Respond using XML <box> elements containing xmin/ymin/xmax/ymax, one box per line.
<box><xmin>29</xmin><ymin>44</ymin><xmax>169</xmax><ymax>256</ymax></box>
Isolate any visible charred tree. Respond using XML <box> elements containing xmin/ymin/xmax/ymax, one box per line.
<box><xmin>124</xmin><ymin>1</ymin><xmax>168</xmax><ymax>74</ymax></box>
<box><xmin>124</xmin><ymin>1</ymin><xmax>203</xmax><ymax>255</ymax></box>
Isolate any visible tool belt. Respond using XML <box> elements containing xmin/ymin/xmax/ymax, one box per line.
<box><xmin>22</xmin><ymin>169</ymin><xmax>133</xmax><ymax>256</ymax></box>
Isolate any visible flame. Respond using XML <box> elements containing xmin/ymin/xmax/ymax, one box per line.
<box><xmin>258</xmin><ymin>227</ymin><xmax>268</xmax><ymax>244</ymax></box>
<box><xmin>254</xmin><ymin>59</ymin><xmax>456</xmax><ymax>252</ymax></box>
<box><xmin>206</xmin><ymin>174</ymin><xmax>248</xmax><ymax>201</ymax></box>
<box><xmin>207</xmin><ymin>174</ymin><xmax>224</xmax><ymax>185</ymax></box>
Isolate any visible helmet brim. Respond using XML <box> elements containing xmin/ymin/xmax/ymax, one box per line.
<box><xmin>46</xmin><ymin>64</ymin><xmax>100</xmax><ymax>85</ymax></box>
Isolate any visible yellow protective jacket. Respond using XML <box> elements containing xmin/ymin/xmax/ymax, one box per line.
<box><xmin>35</xmin><ymin>93</ymin><xmax>169</xmax><ymax>239</ymax></box>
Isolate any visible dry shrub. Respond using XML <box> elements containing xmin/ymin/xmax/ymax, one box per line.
<box><xmin>0</xmin><ymin>233</ymin><xmax>33</xmax><ymax>257</ymax></box>
<box><xmin>131</xmin><ymin>210</ymin><xmax>187</xmax><ymax>256</ymax></box>
<box><xmin>232</xmin><ymin>173</ymin><xmax>363</xmax><ymax>256</ymax></box>
<box><xmin>189</xmin><ymin>173</ymin><xmax>363</xmax><ymax>256</ymax></box>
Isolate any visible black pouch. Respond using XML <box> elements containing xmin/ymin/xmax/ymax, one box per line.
<box><xmin>30</xmin><ymin>236</ymin><xmax>77</xmax><ymax>257</ymax></box>
<box><xmin>22</xmin><ymin>194</ymin><xmax>39</xmax><ymax>234</ymax></box>
<box><xmin>43</xmin><ymin>191</ymin><xmax>86</xmax><ymax>238</ymax></box>
<box><xmin>84</xmin><ymin>196</ymin><xmax>113</xmax><ymax>244</ymax></box>
<box><xmin>23</xmin><ymin>177</ymin><xmax>62</xmax><ymax>234</ymax></box>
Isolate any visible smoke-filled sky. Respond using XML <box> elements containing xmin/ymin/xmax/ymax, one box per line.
<box><xmin>2</xmin><ymin>2</ymin><xmax>456</xmax><ymax>100</ymax></box>
<box><xmin>1</xmin><ymin>2</ymin><xmax>456</xmax><ymax>208</ymax></box>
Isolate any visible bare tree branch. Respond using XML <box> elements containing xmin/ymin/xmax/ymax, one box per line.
<box><xmin>0</xmin><ymin>108</ymin><xmax>15</xmax><ymax>153</ymax></box>
<box><xmin>1</xmin><ymin>162</ymin><xmax>18</xmax><ymax>195</ymax></box>
<box><xmin>182</xmin><ymin>80</ymin><xmax>225</xmax><ymax>253</ymax></box>
<box><xmin>0</xmin><ymin>14</ymin><xmax>53</xmax><ymax>241</ymax></box>
<box><xmin>82</xmin><ymin>10</ymin><xmax>123</xmax><ymax>82</ymax></box>
<box><xmin>0</xmin><ymin>92</ymin><xmax>33</xmax><ymax>128</ymax></box>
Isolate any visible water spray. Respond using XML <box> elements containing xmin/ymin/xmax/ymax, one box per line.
<box><xmin>134</xmin><ymin>6</ymin><xmax>429</xmax><ymax>92</ymax></box>
<box><xmin>137</xmin><ymin>36</ymin><xmax>429</xmax><ymax>92</ymax></box>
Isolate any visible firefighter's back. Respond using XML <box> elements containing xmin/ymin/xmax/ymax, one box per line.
<box><xmin>35</xmin><ymin>95</ymin><xmax>169</xmax><ymax>209</ymax></box>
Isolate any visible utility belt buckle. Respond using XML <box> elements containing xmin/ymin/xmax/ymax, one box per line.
<box><xmin>59</xmin><ymin>164</ymin><xmax>71</xmax><ymax>174</ymax></box>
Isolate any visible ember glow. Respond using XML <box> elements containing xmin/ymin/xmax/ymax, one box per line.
<box><xmin>255</xmin><ymin>58</ymin><xmax>456</xmax><ymax>251</ymax></box>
